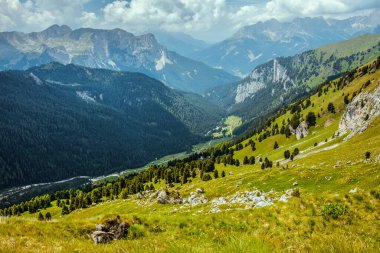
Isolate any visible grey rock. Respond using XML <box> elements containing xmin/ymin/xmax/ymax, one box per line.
<box><xmin>296</xmin><ymin>121</ymin><xmax>308</xmax><ymax>140</ymax></box>
<box><xmin>339</xmin><ymin>83</ymin><xmax>380</xmax><ymax>140</ymax></box>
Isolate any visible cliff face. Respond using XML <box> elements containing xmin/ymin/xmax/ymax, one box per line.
<box><xmin>339</xmin><ymin>80</ymin><xmax>380</xmax><ymax>140</ymax></box>
<box><xmin>234</xmin><ymin>59</ymin><xmax>294</xmax><ymax>103</ymax></box>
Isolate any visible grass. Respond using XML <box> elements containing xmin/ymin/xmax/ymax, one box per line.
<box><xmin>1</xmin><ymin>61</ymin><xmax>380</xmax><ymax>252</ymax></box>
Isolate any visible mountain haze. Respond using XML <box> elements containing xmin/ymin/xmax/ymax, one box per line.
<box><xmin>197</xmin><ymin>12</ymin><xmax>380</xmax><ymax>76</ymax></box>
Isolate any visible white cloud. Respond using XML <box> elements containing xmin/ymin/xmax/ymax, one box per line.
<box><xmin>0</xmin><ymin>0</ymin><xmax>379</xmax><ymax>41</ymax></box>
<box><xmin>102</xmin><ymin>0</ymin><xmax>227</xmax><ymax>33</ymax></box>
<box><xmin>0</xmin><ymin>0</ymin><xmax>96</xmax><ymax>31</ymax></box>
<box><xmin>230</xmin><ymin>0</ymin><xmax>380</xmax><ymax>28</ymax></box>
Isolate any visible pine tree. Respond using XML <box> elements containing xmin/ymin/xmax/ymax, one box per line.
<box><xmin>273</xmin><ymin>141</ymin><xmax>279</xmax><ymax>150</ymax></box>
<box><xmin>221</xmin><ymin>171</ymin><xmax>226</xmax><ymax>177</ymax></box>
<box><xmin>327</xmin><ymin>102</ymin><xmax>336</xmax><ymax>113</ymax></box>
<box><xmin>45</xmin><ymin>212</ymin><xmax>52</xmax><ymax>221</ymax></box>
<box><xmin>61</xmin><ymin>205</ymin><xmax>69</xmax><ymax>215</ymax></box>
<box><xmin>243</xmin><ymin>156</ymin><xmax>249</xmax><ymax>165</ymax></box>
<box><xmin>249</xmin><ymin>156</ymin><xmax>255</xmax><ymax>164</ymax></box>
<box><xmin>38</xmin><ymin>212</ymin><xmax>44</xmax><ymax>221</ymax></box>
<box><xmin>213</xmin><ymin>169</ymin><xmax>219</xmax><ymax>179</ymax></box>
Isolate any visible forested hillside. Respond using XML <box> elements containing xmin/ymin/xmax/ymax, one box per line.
<box><xmin>0</xmin><ymin>63</ymin><xmax>224</xmax><ymax>189</ymax></box>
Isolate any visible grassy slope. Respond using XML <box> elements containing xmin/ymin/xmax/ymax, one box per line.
<box><xmin>1</xmin><ymin>62</ymin><xmax>380</xmax><ymax>253</ymax></box>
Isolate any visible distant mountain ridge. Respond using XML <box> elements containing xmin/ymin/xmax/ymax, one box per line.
<box><xmin>0</xmin><ymin>62</ymin><xmax>225</xmax><ymax>189</ymax></box>
<box><xmin>206</xmin><ymin>34</ymin><xmax>380</xmax><ymax>120</ymax></box>
<box><xmin>196</xmin><ymin>11</ymin><xmax>380</xmax><ymax>76</ymax></box>
<box><xmin>0</xmin><ymin>25</ymin><xmax>238</xmax><ymax>94</ymax></box>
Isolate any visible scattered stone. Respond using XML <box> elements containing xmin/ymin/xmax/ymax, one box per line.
<box><xmin>349</xmin><ymin>188</ymin><xmax>358</xmax><ymax>193</ymax></box>
<box><xmin>292</xmin><ymin>182</ymin><xmax>298</xmax><ymax>186</ymax></box>
<box><xmin>229</xmin><ymin>172</ymin><xmax>233</xmax><ymax>175</ymax></box>
<box><xmin>209</xmin><ymin>206</ymin><xmax>221</xmax><ymax>213</ymax></box>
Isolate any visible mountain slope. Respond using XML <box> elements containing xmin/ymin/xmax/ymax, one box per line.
<box><xmin>197</xmin><ymin>12</ymin><xmax>380</xmax><ymax>76</ymax></box>
<box><xmin>1</xmin><ymin>59</ymin><xmax>380</xmax><ymax>253</ymax></box>
<box><xmin>0</xmin><ymin>62</ymin><xmax>225</xmax><ymax>189</ymax></box>
<box><xmin>207</xmin><ymin>34</ymin><xmax>380</xmax><ymax>120</ymax></box>
<box><xmin>0</xmin><ymin>25</ymin><xmax>238</xmax><ymax>94</ymax></box>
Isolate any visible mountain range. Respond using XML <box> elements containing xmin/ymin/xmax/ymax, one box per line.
<box><xmin>196</xmin><ymin>11</ymin><xmax>380</xmax><ymax>76</ymax></box>
<box><xmin>0</xmin><ymin>25</ymin><xmax>237</xmax><ymax>94</ymax></box>
<box><xmin>206</xmin><ymin>34</ymin><xmax>380</xmax><ymax>120</ymax></box>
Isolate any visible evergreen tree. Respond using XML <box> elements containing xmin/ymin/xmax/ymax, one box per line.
<box><xmin>306</xmin><ymin>112</ymin><xmax>317</xmax><ymax>126</ymax></box>
<box><xmin>61</xmin><ymin>205</ymin><xmax>69</xmax><ymax>215</ymax></box>
<box><xmin>274</xmin><ymin>141</ymin><xmax>279</xmax><ymax>150</ymax></box>
<box><xmin>284</xmin><ymin>150</ymin><xmax>291</xmax><ymax>159</ymax></box>
<box><xmin>243</xmin><ymin>156</ymin><xmax>249</xmax><ymax>165</ymax></box>
<box><xmin>45</xmin><ymin>212</ymin><xmax>52</xmax><ymax>221</ymax></box>
<box><xmin>213</xmin><ymin>170</ymin><xmax>219</xmax><ymax>179</ymax></box>
<box><xmin>38</xmin><ymin>212</ymin><xmax>44</xmax><ymax>221</ymax></box>
<box><xmin>249</xmin><ymin>156</ymin><xmax>255</xmax><ymax>164</ymax></box>
<box><xmin>221</xmin><ymin>171</ymin><xmax>226</xmax><ymax>177</ymax></box>
<box><xmin>327</xmin><ymin>102</ymin><xmax>336</xmax><ymax>113</ymax></box>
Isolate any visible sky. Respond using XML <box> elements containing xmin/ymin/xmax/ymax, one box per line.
<box><xmin>1</xmin><ymin>0</ymin><xmax>379</xmax><ymax>42</ymax></box>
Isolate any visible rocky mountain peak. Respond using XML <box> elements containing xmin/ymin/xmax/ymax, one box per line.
<box><xmin>40</xmin><ymin>24</ymin><xmax>72</xmax><ymax>38</ymax></box>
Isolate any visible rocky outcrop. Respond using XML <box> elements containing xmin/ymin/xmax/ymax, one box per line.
<box><xmin>339</xmin><ymin>82</ymin><xmax>380</xmax><ymax>140</ymax></box>
<box><xmin>156</xmin><ymin>189</ymin><xmax>183</xmax><ymax>204</ymax></box>
<box><xmin>296</xmin><ymin>121</ymin><xmax>308</xmax><ymax>140</ymax></box>
<box><xmin>234</xmin><ymin>59</ymin><xmax>295</xmax><ymax>104</ymax></box>
<box><xmin>91</xmin><ymin>216</ymin><xmax>130</xmax><ymax>244</ymax></box>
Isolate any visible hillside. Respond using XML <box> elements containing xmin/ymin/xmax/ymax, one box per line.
<box><xmin>0</xmin><ymin>62</ymin><xmax>225</xmax><ymax>190</ymax></box>
<box><xmin>196</xmin><ymin>12</ymin><xmax>380</xmax><ymax>76</ymax></box>
<box><xmin>207</xmin><ymin>34</ymin><xmax>380</xmax><ymax>120</ymax></box>
<box><xmin>1</xmin><ymin>58</ymin><xmax>379</xmax><ymax>252</ymax></box>
<box><xmin>0</xmin><ymin>25</ymin><xmax>238</xmax><ymax>94</ymax></box>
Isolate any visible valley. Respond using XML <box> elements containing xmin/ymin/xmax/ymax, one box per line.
<box><xmin>1</xmin><ymin>55</ymin><xmax>379</xmax><ymax>253</ymax></box>
<box><xmin>0</xmin><ymin>4</ymin><xmax>380</xmax><ymax>252</ymax></box>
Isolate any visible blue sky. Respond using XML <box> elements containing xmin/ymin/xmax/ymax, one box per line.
<box><xmin>1</xmin><ymin>0</ymin><xmax>379</xmax><ymax>42</ymax></box>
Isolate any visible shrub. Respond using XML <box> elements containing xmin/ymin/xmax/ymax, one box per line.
<box><xmin>202</xmin><ymin>174</ymin><xmax>212</xmax><ymax>181</ymax></box>
<box><xmin>365</xmin><ymin>151</ymin><xmax>371</xmax><ymax>160</ymax></box>
<box><xmin>292</xmin><ymin>188</ymin><xmax>300</xmax><ymax>198</ymax></box>
<box><xmin>321</xmin><ymin>203</ymin><xmax>347</xmax><ymax>219</ymax></box>
<box><xmin>273</xmin><ymin>141</ymin><xmax>279</xmax><ymax>150</ymax></box>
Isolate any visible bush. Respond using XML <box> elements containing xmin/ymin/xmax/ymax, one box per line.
<box><xmin>365</xmin><ymin>151</ymin><xmax>371</xmax><ymax>160</ymax></box>
<box><xmin>292</xmin><ymin>188</ymin><xmax>300</xmax><ymax>198</ymax></box>
<box><xmin>321</xmin><ymin>203</ymin><xmax>347</xmax><ymax>219</ymax></box>
<box><xmin>202</xmin><ymin>174</ymin><xmax>212</xmax><ymax>181</ymax></box>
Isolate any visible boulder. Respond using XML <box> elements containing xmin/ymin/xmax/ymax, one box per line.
<box><xmin>296</xmin><ymin>121</ymin><xmax>308</xmax><ymax>140</ymax></box>
<box><xmin>91</xmin><ymin>216</ymin><xmax>130</xmax><ymax>244</ymax></box>
<box><xmin>196</xmin><ymin>188</ymin><xmax>205</xmax><ymax>194</ymax></box>
<box><xmin>156</xmin><ymin>189</ymin><xmax>183</xmax><ymax>204</ymax></box>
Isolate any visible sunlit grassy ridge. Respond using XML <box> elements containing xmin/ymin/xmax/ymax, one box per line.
<box><xmin>1</xmin><ymin>60</ymin><xmax>380</xmax><ymax>252</ymax></box>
